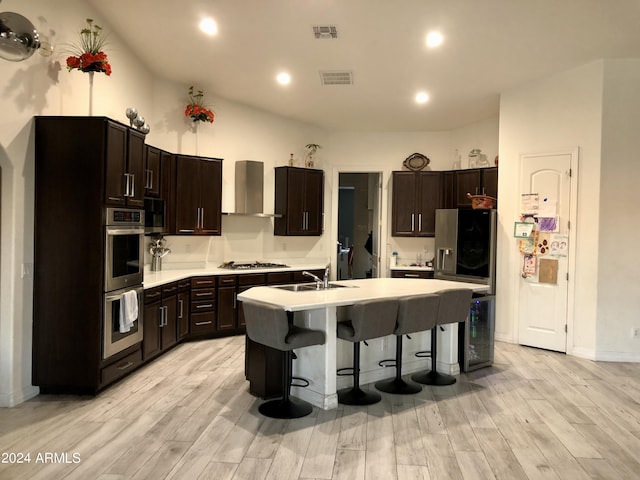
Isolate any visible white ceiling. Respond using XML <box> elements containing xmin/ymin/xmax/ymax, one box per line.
<box><xmin>87</xmin><ymin>0</ymin><xmax>640</xmax><ymax>132</ymax></box>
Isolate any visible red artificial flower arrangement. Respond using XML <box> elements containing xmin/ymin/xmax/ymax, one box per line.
<box><xmin>66</xmin><ymin>19</ymin><xmax>112</xmax><ymax>76</ymax></box>
<box><xmin>185</xmin><ymin>86</ymin><xmax>215</xmax><ymax>123</ymax></box>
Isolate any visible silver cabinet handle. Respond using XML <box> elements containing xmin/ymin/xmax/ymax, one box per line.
<box><xmin>200</xmin><ymin>208</ymin><xmax>205</xmax><ymax>229</ymax></box>
<box><xmin>179</xmin><ymin>229</ymin><xmax>195</xmax><ymax>233</ymax></box>
<box><xmin>195</xmin><ymin>303</ymin><xmax>213</xmax><ymax>309</ymax></box>
<box><xmin>178</xmin><ymin>299</ymin><xmax>184</xmax><ymax>319</ymax></box>
<box><xmin>124</xmin><ymin>173</ymin><xmax>130</xmax><ymax>197</ymax></box>
<box><xmin>195</xmin><ymin>292</ymin><xmax>212</xmax><ymax>297</ymax></box>
<box><xmin>418</xmin><ymin>214</ymin><xmax>422</xmax><ymax>232</ymax></box>
<box><xmin>404</xmin><ymin>273</ymin><xmax>420</xmax><ymax>278</ymax></box>
<box><xmin>233</xmin><ymin>293</ymin><xmax>237</xmax><ymax>309</ymax></box>
<box><xmin>195</xmin><ymin>321</ymin><xmax>212</xmax><ymax>326</ymax></box>
<box><xmin>130</xmin><ymin>174</ymin><xmax>135</xmax><ymax>198</ymax></box>
<box><xmin>411</xmin><ymin>214</ymin><xmax>415</xmax><ymax>232</ymax></box>
<box><xmin>158</xmin><ymin>305</ymin><xmax>164</xmax><ymax>327</ymax></box>
<box><xmin>117</xmin><ymin>361</ymin><xmax>134</xmax><ymax>371</ymax></box>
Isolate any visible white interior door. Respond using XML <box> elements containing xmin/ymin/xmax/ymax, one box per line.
<box><xmin>518</xmin><ymin>151</ymin><xmax>576</xmax><ymax>352</ymax></box>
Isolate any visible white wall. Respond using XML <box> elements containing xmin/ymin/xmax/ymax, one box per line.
<box><xmin>498</xmin><ymin>60</ymin><xmax>640</xmax><ymax>361</ymax></box>
<box><xmin>597</xmin><ymin>59</ymin><xmax>640</xmax><ymax>358</ymax></box>
<box><xmin>0</xmin><ymin>0</ymin><xmax>328</xmax><ymax>406</ymax></box>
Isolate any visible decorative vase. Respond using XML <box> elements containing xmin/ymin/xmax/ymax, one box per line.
<box><xmin>88</xmin><ymin>71</ymin><xmax>94</xmax><ymax>116</ymax></box>
<box><xmin>305</xmin><ymin>153</ymin><xmax>314</xmax><ymax>168</ymax></box>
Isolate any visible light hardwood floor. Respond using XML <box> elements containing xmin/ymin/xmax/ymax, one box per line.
<box><xmin>1</xmin><ymin>336</ymin><xmax>639</xmax><ymax>480</ymax></box>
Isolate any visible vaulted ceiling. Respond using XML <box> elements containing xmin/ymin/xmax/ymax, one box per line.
<box><xmin>87</xmin><ymin>0</ymin><xmax>640</xmax><ymax>131</ymax></box>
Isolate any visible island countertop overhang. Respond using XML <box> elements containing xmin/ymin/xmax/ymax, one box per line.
<box><xmin>237</xmin><ymin>278</ymin><xmax>490</xmax><ymax>312</ymax></box>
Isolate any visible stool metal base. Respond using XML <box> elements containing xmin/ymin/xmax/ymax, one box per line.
<box><xmin>375</xmin><ymin>377</ymin><xmax>422</xmax><ymax>395</ymax></box>
<box><xmin>411</xmin><ymin>370</ymin><xmax>456</xmax><ymax>386</ymax></box>
<box><xmin>258</xmin><ymin>397</ymin><xmax>313</xmax><ymax>419</ymax></box>
<box><xmin>337</xmin><ymin>386</ymin><xmax>381</xmax><ymax>406</ymax></box>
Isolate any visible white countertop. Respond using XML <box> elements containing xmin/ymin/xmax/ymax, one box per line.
<box><xmin>143</xmin><ymin>262</ymin><xmax>327</xmax><ymax>289</ymax></box>
<box><xmin>237</xmin><ymin>278</ymin><xmax>488</xmax><ymax>312</ymax></box>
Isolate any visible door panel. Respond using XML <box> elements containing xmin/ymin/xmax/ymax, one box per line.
<box><xmin>518</xmin><ymin>152</ymin><xmax>573</xmax><ymax>352</ymax></box>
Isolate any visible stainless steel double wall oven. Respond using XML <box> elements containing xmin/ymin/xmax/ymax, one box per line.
<box><xmin>103</xmin><ymin>208</ymin><xmax>145</xmax><ymax>359</ymax></box>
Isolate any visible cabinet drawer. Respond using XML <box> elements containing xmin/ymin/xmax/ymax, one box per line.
<box><xmin>100</xmin><ymin>349</ymin><xmax>142</xmax><ymax>386</ymax></box>
<box><xmin>391</xmin><ymin>270</ymin><xmax>434</xmax><ymax>279</ymax></box>
<box><xmin>217</xmin><ymin>275</ymin><xmax>237</xmax><ymax>287</ymax></box>
<box><xmin>177</xmin><ymin>279</ymin><xmax>191</xmax><ymax>291</ymax></box>
<box><xmin>144</xmin><ymin>286</ymin><xmax>162</xmax><ymax>304</ymax></box>
<box><xmin>267</xmin><ymin>271</ymin><xmax>293</xmax><ymax>285</ymax></box>
<box><xmin>161</xmin><ymin>282</ymin><xmax>178</xmax><ymax>297</ymax></box>
<box><xmin>191</xmin><ymin>288</ymin><xmax>215</xmax><ymax>301</ymax></box>
<box><xmin>238</xmin><ymin>273</ymin><xmax>267</xmax><ymax>285</ymax></box>
<box><xmin>191</xmin><ymin>311</ymin><xmax>216</xmax><ymax>335</ymax></box>
<box><xmin>191</xmin><ymin>276</ymin><xmax>216</xmax><ymax>288</ymax></box>
<box><xmin>191</xmin><ymin>299</ymin><xmax>215</xmax><ymax>311</ymax></box>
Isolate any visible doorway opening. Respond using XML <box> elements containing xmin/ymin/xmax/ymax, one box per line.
<box><xmin>337</xmin><ymin>173</ymin><xmax>380</xmax><ymax>279</ymax></box>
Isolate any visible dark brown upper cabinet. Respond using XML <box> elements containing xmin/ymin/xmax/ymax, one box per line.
<box><xmin>453</xmin><ymin>167</ymin><xmax>498</xmax><ymax>208</ymax></box>
<box><xmin>391</xmin><ymin>171</ymin><xmax>440</xmax><ymax>237</ymax></box>
<box><xmin>105</xmin><ymin>122</ymin><xmax>145</xmax><ymax>208</ymax></box>
<box><xmin>274</xmin><ymin>166</ymin><xmax>324</xmax><ymax>236</ymax></box>
<box><xmin>174</xmin><ymin>155</ymin><xmax>222</xmax><ymax>235</ymax></box>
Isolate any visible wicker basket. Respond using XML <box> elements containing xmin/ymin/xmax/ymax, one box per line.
<box><xmin>467</xmin><ymin>193</ymin><xmax>496</xmax><ymax>209</ymax></box>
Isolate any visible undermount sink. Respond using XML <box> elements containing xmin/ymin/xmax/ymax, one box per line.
<box><xmin>273</xmin><ymin>282</ymin><xmax>351</xmax><ymax>292</ymax></box>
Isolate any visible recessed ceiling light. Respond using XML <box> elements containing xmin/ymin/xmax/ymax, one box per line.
<box><xmin>276</xmin><ymin>72</ymin><xmax>291</xmax><ymax>85</ymax></box>
<box><xmin>426</xmin><ymin>31</ymin><xmax>443</xmax><ymax>48</ymax></box>
<box><xmin>200</xmin><ymin>18</ymin><xmax>218</xmax><ymax>35</ymax></box>
<box><xmin>415</xmin><ymin>92</ymin><xmax>429</xmax><ymax>104</ymax></box>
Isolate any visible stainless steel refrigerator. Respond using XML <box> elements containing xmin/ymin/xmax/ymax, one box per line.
<box><xmin>434</xmin><ymin>209</ymin><xmax>497</xmax><ymax>371</ymax></box>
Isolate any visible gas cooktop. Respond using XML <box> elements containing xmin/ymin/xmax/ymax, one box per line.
<box><xmin>219</xmin><ymin>261</ymin><xmax>290</xmax><ymax>270</ymax></box>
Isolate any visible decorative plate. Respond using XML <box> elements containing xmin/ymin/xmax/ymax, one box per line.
<box><xmin>403</xmin><ymin>152</ymin><xmax>430</xmax><ymax>171</ymax></box>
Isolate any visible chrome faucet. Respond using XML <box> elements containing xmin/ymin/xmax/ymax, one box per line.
<box><xmin>323</xmin><ymin>264</ymin><xmax>330</xmax><ymax>288</ymax></box>
<box><xmin>302</xmin><ymin>270</ymin><xmax>323</xmax><ymax>289</ymax></box>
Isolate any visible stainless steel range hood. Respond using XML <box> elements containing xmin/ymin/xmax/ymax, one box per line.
<box><xmin>223</xmin><ymin>160</ymin><xmax>280</xmax><ymax>217</ymax></box>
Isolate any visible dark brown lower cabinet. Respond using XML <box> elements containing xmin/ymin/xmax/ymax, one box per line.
<box><xmin>176</xmin><ymin>280</ymin><xmax>191</xmax><ymax>340</ymax></box>
<box><xmin>143</xmin><ymin>284</ymin><xmax>178</xmax><ymax>360</ymax></box>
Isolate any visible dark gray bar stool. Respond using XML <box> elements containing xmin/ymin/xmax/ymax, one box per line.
<box><xmin>336</xmin><ymin>299</ymin><xmax>399</xmax><ymax>405</ymax></box>
<box><xmin>375</xmin><ymin>294</ymin><xmax>440</xmax><ymax>395</ymax></box>
<box><xmin>411</xmin><ymin>288</ymin><xmax>473</xmax><ymax>386</ymax></box>
<box><xmin>243</xmin><ymin>301</ymin><xmax>325</xmax><ymax>419</ymax></box>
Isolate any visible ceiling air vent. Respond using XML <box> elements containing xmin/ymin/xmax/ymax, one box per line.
<box><xmin>313</xmin><ymin>25</ymin><xmax>338</xmax><ymax>39</ymax></box>
<box><xmin>320</xmin><ymin>70</ymin><xmax>353</xmax><ymax>86</ymax></box>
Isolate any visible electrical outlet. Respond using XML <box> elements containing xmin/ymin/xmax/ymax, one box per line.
<box><xmin>632</xmin><ymin>327</ymin><xmax>640</xmax><ymax>339</ymax></box>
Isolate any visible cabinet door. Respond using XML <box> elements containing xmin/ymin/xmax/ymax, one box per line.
<box><xmin>175</xmin><ymin>156</ymin><xmax>200</xmax><ymax>233</ymax></box>
<box><xmin>440</xmin><ymin>171</ymin><xmax>455</xmax><ymax>209</ymax></box>
<box><xmin>126</xmin><ymin>130</ymin><xmax>145</xmax><ymax>208</ymax></box>
<box><xmin>105</xmin><ymin>122</ymin><xmax>128</xmax><ymax>206</ymax></box>
<box><xmin>143</xmin><ymin>300</ymin><xmax>162</xmax><ymax>359</ymax></box>
<box><xmin>286</xmin><ymin>168</ymin><xmax>307</xmax><ymax>234</ymax></box>
<box><xmin>161</xmin><ymin>295</ymin><xmax>178</xmax><ymax>350</ymax></box>
<box><xmin>176</xmin><ymin>291</ymin><xmax>190</xmax><ymax>340</ymax></box>
<box><xmin>481</xmin><ymin>167</ymin><xmax>498</xmax><ymax>199</ymax></box>
<box><xmin>391</xmin><ymin>172</ymin><xmax>418</xmax><ymax>236</ymax></box>
<box><xmin>199</xmin><ymin>158</ymin><xmax>222</xmax><ymax>234</ymax></box>
<box><xmin>455</xmin><ymin>169</ymin><xmax>482</xmax><ymax>207</ymax></box>
<box><xmin>145</xmin><ymin>145</ymin><xmax>161</xmax><ymax>198</ymax></box>
<box><xmin>304</xmin><ymin>170</ymin><xmax>324</xmax><ymax>235</ymax></box>
<box><xmin>217</xmin><ymin>286</ymin><xmax>237</xmax><ymax>330</ymax></box>
<box><xmin>416</xmin><ymin>172</ymin><xmax>440</xmax><ymax>236</ymax></box>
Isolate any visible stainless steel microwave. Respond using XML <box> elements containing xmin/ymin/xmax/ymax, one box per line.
<box><xmin>144</xmin><ymin>197</ymin><xmax>166</xmax><ymax>234</ymax></box>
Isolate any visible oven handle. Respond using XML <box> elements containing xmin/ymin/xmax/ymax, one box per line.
<box><xmin>105</xmin><ymin>286</ymin><xmax>144</xmax><ymax>302</ymax></box>
<box><xmin>106</xmin><ymin>227</ymin><xmax>145</xmax><ymax>236</ymax></box>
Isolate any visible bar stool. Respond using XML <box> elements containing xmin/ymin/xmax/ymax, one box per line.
<box><xmin>336</xmin><ymin>299</ymin><xmax>399</xmax><ymax>405</ymax></box>
<box><xmin>411</xmin><ymin>289</ymin><xmax>473</xmax><ymax>386</ymax></box>
<box><xmin>243</xmin><ymin>301</ymin><xmax>325</xmax><ymax>419</ymax></box>
<box><xmin>374</xmin><ymin>294</ymin><xmax>440</xmax><ymax>395</ymax></box>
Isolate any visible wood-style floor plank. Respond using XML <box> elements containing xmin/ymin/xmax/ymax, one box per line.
<box><xmin>0</xmin><ymin>338</ymin><xmax>638</xmax><ymax>480</ymax></box>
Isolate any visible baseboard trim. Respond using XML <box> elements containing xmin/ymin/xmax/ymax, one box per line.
<box><xmin>0</xmin><ymin>385</ymin><xmax>39</xmax><ymax>407</ymax></box>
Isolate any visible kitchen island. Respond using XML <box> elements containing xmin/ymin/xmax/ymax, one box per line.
<box><xmin>238</xmin><ymin>278</ymin><xmax>489</xmax><ymax>410</ymax></box>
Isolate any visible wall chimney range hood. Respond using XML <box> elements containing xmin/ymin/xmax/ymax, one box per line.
<box><xmin>223</xmin><ymin>160</ymin><xmax>281</xmax><ymax>217</ymax></box>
